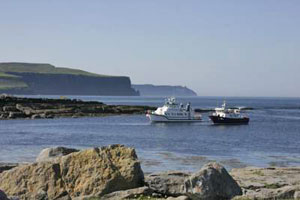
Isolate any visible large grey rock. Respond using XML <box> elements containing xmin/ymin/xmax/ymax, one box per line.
<box><xmin>294</xmin><ymin>191</ymin><xmax>300</xmax><ymax>199</ymax></box>
<box><xmin>36</xmin><ymin>146</ymin><xmax>79</xmax><ymax>162</ymax></box>
<box><xmin>0</xmin><ymin>145</ymin><xmax>144</xmax><ymax>199</ymax></box>
<box><xmin>59</xmin><ymin>144</ymin><xmax>144</xmax><ymax>197</ymax></box>
<box><xmin>8</xmin><ymin>112</ymin><xmax>26</xmax><ymax>119</ymax></box>
<box><xmin>31</xmin><ymin>114</ymin><xmax>43</xmax><ymax>119</ymax></box>
<box><xmin>2</xmin><ymin>106</ymin><xmax>18</xmax><ymax>112</ymax></box>
<box><xmin>0</xmin><ymin>189</ymin><xmax>9</xmax><ymax>200</ymax></box>
<box><xmin>184</xmin><ymin>162</ymin><xmax>242</xmax><ymax>200</ymax></box>
<box><xmin>145</xmin><ymin>171</ymin><xmax>190</xmax><ymax>196</ymax></box>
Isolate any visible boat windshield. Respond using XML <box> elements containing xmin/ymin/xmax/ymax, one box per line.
<box><xmin>165</xmin><ymin>97</ymin><xmax>177</xmax><ymax>106</ymax></box>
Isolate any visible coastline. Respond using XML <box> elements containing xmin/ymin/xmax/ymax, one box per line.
<box><xmin>1</xmin><ymin>145</ymin><xmax>300</xmax><ymax>200</ymax></box>
<box><xmin>0</xmin><ymin>95</ymin><xmax>156</xmax><ymax>120</ymax></box>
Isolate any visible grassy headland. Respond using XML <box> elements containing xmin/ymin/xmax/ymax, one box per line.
<box><xmin>0</xmin><ymin>62</ymin><xmax>139</xmax><ymax>96</ymax></box>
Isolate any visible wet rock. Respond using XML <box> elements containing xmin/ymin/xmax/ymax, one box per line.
<box><xmin>145</xmin><ymin>171</ymin><xmax>190</xmax><ymax>196</ymax></box>
<box><xmin>36</xmin><ymin>147</ymin><xmax>79</xmax><ymax>162</ymax></box>
<box><xmin>0</xmin><ymin>163</ymin><xmax>18</xmax><ymax>173</ymax></box>
<box><xmin>31</xmin><ymin>113</ymin><xmax>49</xmax><ymax>119</ymax></box>
<box><xmin>0</xmin><ymin>189</ymin><xmax>9</xmax><ymax>200</ymax></box>
<box><xmin>30</xmin><ymin>114</ymin><xmax>39</xmax><ymax>119</ymax></box>
<box><xmin>8</xmin><ymin>112</ymin><xmax>26</xmax><ymax>119</ymax></box>
<box><xmin>0</xmin><ymin>113</ymin><xmax>8</xmax><ymax>119</ymax></box>
<box><xmin>184</xmin><ymin>162</ymin><xmax>242</xmax><ymax>200</ymax></box>
<box><xmin>2</xmin><ymin>106</ymin><xmax>18</xmax><ymax>112</ymax></box>
<box><xmin>45</xmin><ymin>114</ymin><xmax>54</xmax><ymax>118</ymax></box>
<box><xmin>0</xmin><ymin>96</ymin><xmax>156</xmax><ymax>120</ymax></box>
<box><xmin>39</xmin><ymin>113</ymin><xmax>46</xmax><ymax>118</ymax></box>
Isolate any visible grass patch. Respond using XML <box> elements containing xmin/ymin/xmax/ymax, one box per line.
<box><xmin>0</xmin><ymin>72</ymin><xmax>19</xmax><ymax>78</ymax></box>
<box><xmin>0</xmin><ymin>62</ymin><xmax>114</xmax><ymax>77</ymax></box>
<box><xmin>0</xmin><ymin>78</ymin><xmax>28</xmax><ymax>89</ymax></box>
<box><xmin>252</xmin><ymin>170</ymin><xmax>264</xmax><ymax>176</ymax></box>
<box><xmin>264</xmin><ymin>183</ymin><xmax>282</xmax><ymax>189</ymax></box>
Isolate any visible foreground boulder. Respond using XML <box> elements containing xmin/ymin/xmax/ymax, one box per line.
<box><xmin>145</xmin><ymin>163</ymin><xmax>241</xmax><ymax>199</ymax></box>
<box><xmin>145</xmin><ymin>171</ymin><xmax>190</xmax><ymax>196</ymax></box>
<box><xmin>0</xmin><ymin>162</ymin><xmax>69</xmax><ymax>200</ymax></box>
<box><xmin>60</xmin><ymin>145</ymin><xmax>144</xmax><ymax>197</ymax></box>
<box><xmin>36</xmin><ymin>146</ymin><xmax>79</xmax><ymax>162</ymax></box>
<box><xmin>184</xmin><ymin>162</ymin><xmax>242</xmax><ymax>200</ymax></box>
<box><xmin>0</xmin><ymin>145</ymin><xmax>144</xmax><ymax>199</ymax></box>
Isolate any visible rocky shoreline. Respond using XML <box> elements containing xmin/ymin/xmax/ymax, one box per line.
<box><xmin>1</xmin><ymin>145</ymin><xmax>299</xmax><ymax>200</ymax></box>
<box><xmin>0</xmin><ymin>95</ymin><xmax>156</xmax><ymax>120</ymax></box>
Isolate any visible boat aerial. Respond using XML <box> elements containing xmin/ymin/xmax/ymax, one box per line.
<box><xmin>209</xmin><ymin>101</ymin><xmax>250</xmax><ymax>125</ymax></box>
<box><xmin>146</xmin><ymin>97</ymin><xmax>202</xmax><ymax>122</ymax></box>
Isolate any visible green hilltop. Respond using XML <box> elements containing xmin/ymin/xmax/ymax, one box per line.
<box><xmin>0</xmin><ymin>62</ymin><xmax>139</xmax><ymax>96</ymax></box>
<box><xmin>0</xmin><ymin>62</ymin><xmax>113</xmax><ymax>90</ymax></box>
<box><xmin>0</xmin><ymin>62</ymin><xmax>111</xmax><ymax>77</ymax></box>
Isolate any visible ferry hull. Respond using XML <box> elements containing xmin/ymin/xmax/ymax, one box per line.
<box><xmin>209</xmin><ymin>116</ymin><xmax>249</xmax><ymax>125</ymax></box>
<box><xmin>147</xmin><ymin>114</ymin><xmax>202</xmax><ymax>123</ymax></box>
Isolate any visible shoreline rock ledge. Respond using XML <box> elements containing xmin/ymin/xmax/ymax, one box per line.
<box><xmin>0</xmin><ymin>95</ymin><xmax>156</xmax><ymax>120</ymax></box>
<box><xmin>0</xmin><ymin>145</ymin><xmax>243</xmax><ymax>200</ymax></box>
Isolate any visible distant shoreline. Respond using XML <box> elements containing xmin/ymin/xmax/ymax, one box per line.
<box><xmin>0</xmin><ymin>94</ymin><xmax>156</xmax><ymax>120</ymax></box>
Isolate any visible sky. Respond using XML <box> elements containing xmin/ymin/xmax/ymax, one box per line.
<box><xmin>0</xmin><ymin>0</ymin><xmax>299</xmax><ymax>97</ymax></box>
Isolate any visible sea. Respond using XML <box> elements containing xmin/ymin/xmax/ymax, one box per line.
<box><xmin>1</xmin><ymin>96</ymin><xmax>300</xmax><ymax>173</ymax></box>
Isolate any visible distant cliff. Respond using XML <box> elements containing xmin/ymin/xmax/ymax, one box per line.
<box><xmin>0</xmin><ymin>62</ymin><xmax>139</xmax><ymax>96</ymax></box>
<box><xmin>132</xmin><ymin>84</ymin><xmax>197</xmax><ymax>96</ymax></box>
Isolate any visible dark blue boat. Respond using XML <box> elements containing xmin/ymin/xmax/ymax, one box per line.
<box><xmin>209</xmin><ymin>101</ymin><xmax>250</xmax><ymax>125</ymax></box>
<box><xmin>209</xmin><ymin>115</ymin><xmax>249</xmax><ymax>124</ymax></box>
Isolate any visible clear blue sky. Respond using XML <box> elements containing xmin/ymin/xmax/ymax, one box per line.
<box><xmin>0</xmin><ymin>0</ymin><xmax>299</xmax><ymax>97</ymax></box>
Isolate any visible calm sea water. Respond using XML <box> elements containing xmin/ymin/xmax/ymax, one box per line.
<box><xmin>1</xmin><ymin>96</ymin><xmax>300</xmax><ymax>173</ymax></box>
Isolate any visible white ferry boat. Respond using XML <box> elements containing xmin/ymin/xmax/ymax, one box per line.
<box><xmin>146</xmin><ymin>97</ymin><xmax>202</xmax><ymax>122</ymax></box>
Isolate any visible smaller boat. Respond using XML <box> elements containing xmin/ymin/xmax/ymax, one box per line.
<box><xmin>209</xmin><ymin>101</ymin><xmax>249</xmax><ymax>125</ymax></box>
<box><xmin>146</xmin><ymin>97</ymin><xmax>202</xmax><ymax>123</ymax></box>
